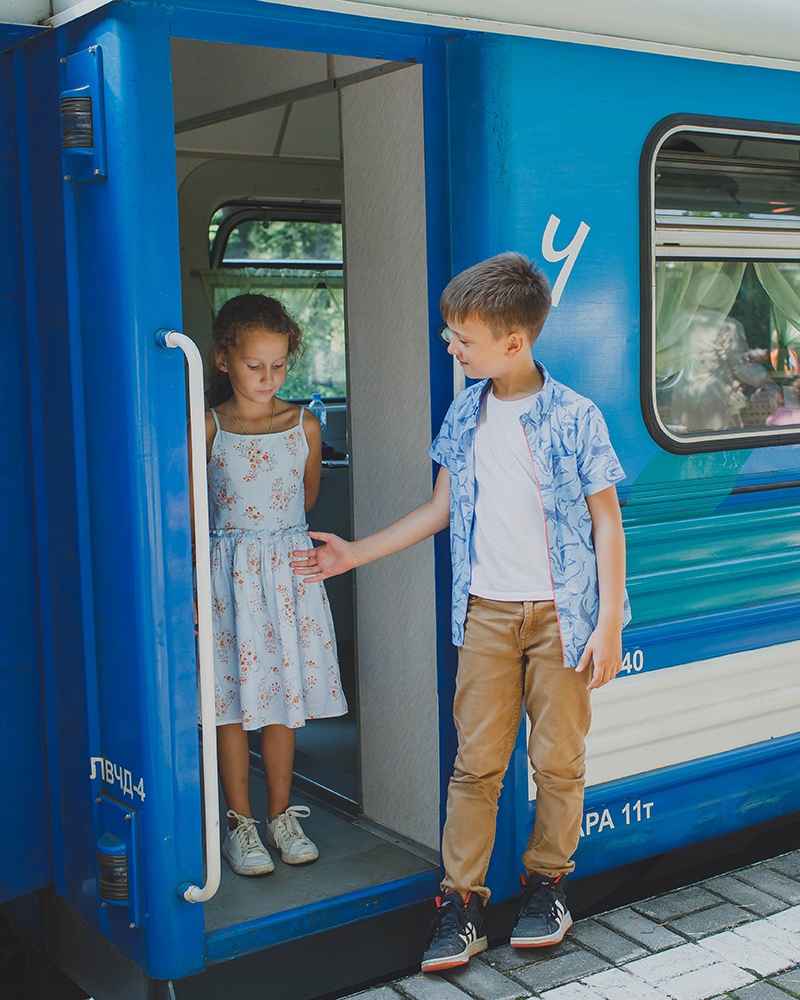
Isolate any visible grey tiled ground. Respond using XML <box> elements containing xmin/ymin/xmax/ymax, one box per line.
<box><xmin>770</xmin><ymin>964</ymin><xmax>800</xmax><ymax>996</ymax></box>
<box><xmin>509</xmin><ymin>948</ymin><xmax>611</xmax><ymax>992</ymax></box>
<box><xmin>635</xmin><ymin>885</ymin><xmax>720</xmax><ymax>922</ymax></box>
<box><xmin>736</xmin><ymin>866</ymin><xmax>800</xmax><ymax>905</ymax></box>
<box><xmin>344</xmin><ymin>850</ymin><xmax>800</xmax><ymax>1000</ymax></box>
<box><xmin>480</xmin><ymin>939</ymin><xmax>578</xmax><ymax>973</ymax></box>
<box><xmin>732</xmin><ymin>982</ymin><xmax>799</xmax><ymax>999</ymax></box>
<box><xmin>668</xmin><ymin>901</ymin><xmax>757</xmax><ymax>938</ymax></box>
<box><xmin>567</xmin><ymin>918</ymin><xmax>648</xmax><ymax>963</ymax></box>
<box><xmin>597</xmin><ymin>905</ymin><xmax>685</xmax><ymax>950</ymax></box>
<box><xmin>703</xmin><ymin>875</ymin><xmax>788</xmax><ymax>917</ymax></box>
<box><xmin>441</xmin><ymin>959</ymin><xmax>529</xmax><ymax>1000</ymax></box>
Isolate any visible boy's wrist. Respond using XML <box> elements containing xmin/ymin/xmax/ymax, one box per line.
<box><xmin>595</xmin><ymin>613</ymin><xmax>623</xmax><ymax>631</ymax></box>
<box><xmin>349</xmin><ymin>538</ymin><xmax>367</xmax><ymax>570</ymax></box>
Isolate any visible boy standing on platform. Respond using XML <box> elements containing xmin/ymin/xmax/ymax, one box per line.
<box><xmin>291</xmin><ymin>253</ymin><xmax>629</xmax><ymax>971</ymax></box>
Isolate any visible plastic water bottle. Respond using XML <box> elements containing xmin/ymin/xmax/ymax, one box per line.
<box><xmin>308</xmin><ymin>392</ymin><xmax>327</xmax><ymax>439</ymax></box>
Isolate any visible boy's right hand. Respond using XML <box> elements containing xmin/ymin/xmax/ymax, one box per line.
<box><xmin>290</xmin><ymin>531</ymin><xmax>356</xmax><ymax>582</ymax></box>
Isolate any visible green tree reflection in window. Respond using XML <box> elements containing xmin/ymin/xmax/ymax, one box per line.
<box><xmin>204</xmin><ymin>208</ymin><xmax>346</xmax><ymax>400</ymax></box>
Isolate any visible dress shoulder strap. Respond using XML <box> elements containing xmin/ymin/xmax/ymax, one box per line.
<box><xmin>211</xmin><ymin>408</ymin><xmax>221</xmax><ymax>430</ymax></box>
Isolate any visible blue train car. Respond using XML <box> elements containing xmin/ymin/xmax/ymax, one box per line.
<box><xmin>1</xmin><ymin>1</ymin><xmax>799</xmax><ymax>996</ymax></box>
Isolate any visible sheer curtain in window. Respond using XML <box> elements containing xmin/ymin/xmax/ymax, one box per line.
<box><xmin>754</xmin><ymin>263</ymin><xmax>800</xmax><ymax>353</ymax></box>
<box><xmin>655</xmin><ymin>261</ymin><xmax>746</xmax><ymax>378</ymax></box>
<box><xmin>199</xmin><ymin>267</ymin><xmax>344</xmax><ymax>320</ymax></box>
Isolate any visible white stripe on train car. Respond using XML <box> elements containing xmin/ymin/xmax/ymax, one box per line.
<box><xmin>525</xmin><ymin>640</ymin><xmax>800</xmax><ymax>799</ymax></box>
<box><xmin>585</xmin><ymin>640</ymin><xmax>800</xmax><ymax>788</ymax></box>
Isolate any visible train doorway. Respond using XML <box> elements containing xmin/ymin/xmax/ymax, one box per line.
<box><xmin>4</xmin><ymin>5</ymin><xmax>451</xmax><ymax>991</ymax></box>
<box><xmin>172</xmin><ymin>34</ymin><xmax>441</xmax><ymax>944</ymax></box>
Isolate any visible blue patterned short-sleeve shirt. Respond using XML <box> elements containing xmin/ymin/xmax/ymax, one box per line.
<box><xmin>429</xmin><ymin>363</ymin><xmax>631</xmax><ymax>668</ymax></box>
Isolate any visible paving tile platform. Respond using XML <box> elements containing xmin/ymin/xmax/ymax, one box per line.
<box><xmin>345</xmin><ymin>851</ymin><xmax>800</xmax><ymax>1000</ymax></box>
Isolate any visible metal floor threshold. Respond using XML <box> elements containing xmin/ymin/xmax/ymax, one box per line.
<box><xmin>204</xmin><ymin>788</ymin><xmax>439</xmax><ymax>963</ymax></box>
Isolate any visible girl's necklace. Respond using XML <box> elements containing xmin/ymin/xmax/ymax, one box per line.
<box><xmin>229</xmin><ymin>397</ymin><xmax>276</xmax><ymax>435</ymax></box>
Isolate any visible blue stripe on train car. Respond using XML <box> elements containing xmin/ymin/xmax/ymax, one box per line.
<box><xmin>206</xmin><ymin>869</ymin><xmax>441</xmax><ymax>965</ymax></box>
<box><xmin>575</xmin><ymin>733</ymin><xmax>800</xmax><ymax>879</ymax></box>
<box><xmin>486</xmin><ymin>732</ymin><xmax>800</xmax><ymax>902</ymax></box>
<box><xmin>622</xmin><ymin>597</ymin><xmax>800</xmax><ymax>675</ymax></box>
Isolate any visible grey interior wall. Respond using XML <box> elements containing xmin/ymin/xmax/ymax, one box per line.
<box><xmin>340</xmin><ymin>65</ymin><xmax>440</xmax><ymax>851</ymax></box>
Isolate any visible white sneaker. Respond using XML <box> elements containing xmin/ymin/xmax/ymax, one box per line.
<box><xmin>266</xmin><ymin>805</ymin><xmax>319</xmax><ymax>865</ymax></box>
<box><xmin>221</xmin><ymin>810</ymin><xmax>275</xmax><ymax>876</ymax></box>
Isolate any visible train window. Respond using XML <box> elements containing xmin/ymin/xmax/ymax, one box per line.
<box><xmin>203</xmin><ymin>201</ymin><xmax>345</xmax><ymax>400</ymax></box>
<box><xmin>642</xmin><ymin>121</ymin><xmax>800</xmax><ymax>452</ymax></box>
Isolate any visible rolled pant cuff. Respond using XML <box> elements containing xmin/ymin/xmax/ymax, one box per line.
<box><xmin>440</xmin><ymin>882</ymin><xmax>491</xmax><ymax>904</ymax></box>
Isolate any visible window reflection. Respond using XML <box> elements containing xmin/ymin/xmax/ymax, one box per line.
<box><xmin>650</xmin><ymin>127</ymin><xmax>800</xmax><ymax>441</ymax></box>
<box><xmin>204</xmin><ymin>204</ymin><xmax>346</xmax><ymax>400</ymax></box>
<box><xmin>656</xmin><ymin>261</ymin><xmax>800</xmax><ymax>433</ymax></box>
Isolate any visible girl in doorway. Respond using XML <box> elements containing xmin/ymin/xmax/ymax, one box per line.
<box><xmin>205</xmin><ymin>293</ymin><xmax>347</xmax><ymax>876</ymax></box>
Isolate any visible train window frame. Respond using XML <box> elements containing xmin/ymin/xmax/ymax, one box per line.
<box><xmin>640</xmin><ymin>114</ymin><xmax>800</xmax><ymax>454</ymax></box>
<box><xmin>209</xmin><ymin>200</ymin><xmax>343</xmax><ymax>269</ymax></box>
<box><xmin>204</xmin><ymin>200</ymin><xmax>346</xmax><ymax>401</ymax></box>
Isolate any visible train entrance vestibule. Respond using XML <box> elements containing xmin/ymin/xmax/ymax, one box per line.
<box><xmin>172</xmin><ymin>34</ymin><xmax>441</xmax><ymax>941</ymax></box>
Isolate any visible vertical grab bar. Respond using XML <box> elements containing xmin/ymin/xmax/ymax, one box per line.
<box><xmin>155</xmin><ymin>329</ymin><xmax>220</xmax><ymax>903</ymax></box>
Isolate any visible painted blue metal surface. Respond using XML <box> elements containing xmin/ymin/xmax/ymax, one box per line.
<box><xmin>4</xmin><ymin>0</ymin><xmax>800</xmax><ymax>983</ymax></box>
<box><xmin>621</xmin><ymin>596</ymin><xmax>800</xmax><ymax>675</ymax></box>
<box><xmin>0</xmin><ymin>47</ymin><xmax>52</xmax><ymax>905</ymax></box>
<box><xmin>443</xmin><ymin>29</ymin><xmax>800</xmax><ymax>903</ymax></box>
<box><xmin>0</xmin><ymin>22</ymin><xmax>48</xmax><ymax>52</ymax></box>
<box><xmin>206</xmin><ymin>869</ymin><xmax>441</xmax><ymax>964</ymax></box>
<box><xmin>12</xmin><ymin>27</ymin><xmax>89</xmax><ymax>906</ymax></box>
<box><xmin>168</xmin><ymin>0</ymin><xmax>457</xmax><ymax>52</ymax></box>
<box><xmin>57</xmin><ymin>4</ymin><xmax>206</xmax><ymax>979</ymax></box>
<box><xmin>486</xmin><ymin>734</ymin><xmax>800</xmax><ymax>902</ymax></box>
<box><xmin>573</xmin><ymin>733</ymin><xmax>800</xmax><ymax>878</ymax></box>
<box><xmin>6</xmin><ymin>3</ymin><xmax>208</xmax><ymax>980</ymax></box>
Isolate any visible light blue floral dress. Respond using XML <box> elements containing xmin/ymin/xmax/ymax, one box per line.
<box><xmin>208</xmin><ymin>408</ymin><xmax>347</xmax><ymax>730</ymax></box>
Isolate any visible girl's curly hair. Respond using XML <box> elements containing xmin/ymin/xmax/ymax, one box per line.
<box><xmin>206</xmin><ymin>294</ymin><xmax>305</xmax><ymax>408</ymax></box>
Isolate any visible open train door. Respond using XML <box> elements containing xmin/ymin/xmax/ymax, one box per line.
<box><xmin>7</xmin><ymin>0</ymin><xmax>458</xmax><ymax>993</ymax></box>
<box><xmin>338</xmin><ymin>59</ymin><xmax>441</xmax><ymax>859</ymax></box>
<box><xmin>9</xmin><ymin>3</ymin><xmax>207</xmax><ymax>989</ymax></box>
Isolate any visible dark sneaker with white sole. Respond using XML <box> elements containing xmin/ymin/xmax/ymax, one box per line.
<box><xmin>421</xmin><ymin>891</ymin><xmax>487</xmax><ymax>972</ymax></box>
<box><xmin>510</xmin><ymin>872</ymin><xmax>572</xmax><ymax>947</ymax></box>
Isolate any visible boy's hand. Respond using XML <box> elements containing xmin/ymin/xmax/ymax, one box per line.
<box><xmin>290</xmin><ymin>468</ymin><xmax>450</xmax><ymax>583</ymax></box>
<box><xmin>290</xmin><ymin>531</ymin><xmax>356</xmax><ymax>582</ymax></box>
<box><xmin>576</xmin><ymin>622</ymin><xmax>622</xmax><ymax>691</ymax></box>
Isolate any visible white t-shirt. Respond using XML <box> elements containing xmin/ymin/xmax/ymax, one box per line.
<box><xmin>469</xmin><ymin>388</ymin><xmax>554</xmax><ymax>601</ymax></box>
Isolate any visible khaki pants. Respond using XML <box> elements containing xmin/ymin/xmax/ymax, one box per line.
<box><xmin>440</xmin><ymin>596</ymin><xmax>591</xmax><ymax>903</ymax></box>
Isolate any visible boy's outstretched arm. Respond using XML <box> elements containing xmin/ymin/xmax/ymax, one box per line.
<box><xmin>291</xmin><ymin>467</ymin><xmax>451</xmax><ymax>582</ymax></box>
<box><xmin>576</xmin><ymin>485</ymin><xmax>626</xmax><ymax>691</ymax></box>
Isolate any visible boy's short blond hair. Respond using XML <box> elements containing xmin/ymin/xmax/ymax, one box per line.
<box><xmin>440</xmin><ymin>252</ymin><xmax>551</xmax><ymax>343</ymax></box>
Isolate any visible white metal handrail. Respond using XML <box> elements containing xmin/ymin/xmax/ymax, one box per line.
<box><xmin>155</xmin><ymin>329</ymin><xmax>220</xmax><ymax>904</ymax></box>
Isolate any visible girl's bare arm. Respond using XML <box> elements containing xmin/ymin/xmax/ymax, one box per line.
<box><xmin>205</xmin><ymin>409</ymin><xmax>217</xmax><ymax>462</ymax></box>
<box><xmin>291</xmin><ymin>467</ymin><xmax>451</xmax><ymax>582</ymax></box>
<box><xmin>302</xmin><ymin>408</ymin><xmax>323</xmax><ymax>511</ymax></box>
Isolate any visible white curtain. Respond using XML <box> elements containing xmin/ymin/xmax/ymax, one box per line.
<box><xmin>655</xmin><ymin>261</ymin><xmax>746</xmax><ymax>378</ymax></box>
<box><xmin>199</xmin><ymin>267</ymin><xmax>344</xmax><ymax>321</ymax></box>
<box><xmin>753</xmin><ymin>262</ymin><xmax>800</xmax><ymax>351</ymax></box>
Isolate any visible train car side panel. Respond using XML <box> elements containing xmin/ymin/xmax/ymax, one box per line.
<box><xmin>0</xmin><ymin>42</ymin><xmax>52</xmax><ymax>906</ymax></box>
<box><xmin>441</xmin><ymin>31</ymin><xmax>800</xmax><ymax>901</ymax></box>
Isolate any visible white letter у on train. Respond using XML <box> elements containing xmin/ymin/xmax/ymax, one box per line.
<box><xmin>542</xmin><ymin>214</ymin><xmax>591</xmax><ymax>306</ymax></box>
